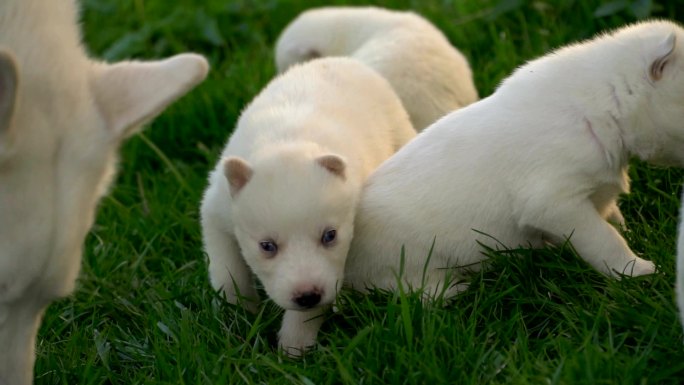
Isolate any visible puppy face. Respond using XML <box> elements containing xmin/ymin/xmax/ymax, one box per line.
<box><xmin>226</xmin><ymin>150</ymin><xmax>357</xmax><ymax>310</ymax></box>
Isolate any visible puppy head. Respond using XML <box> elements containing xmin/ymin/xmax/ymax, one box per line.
<box><xmin>274</xmin><ymin>7</ymin><xmax>391</xmax><ymax>73</ymax></box>
<box><xmin>225</xmin><ymin>146</ymin><xmax>357</xmax><ymax>310</ymax></box>
<box><xmin>274</xmin><ymin>9</ymin><xmax>330</xmax><ymax>73</ymax></box>
<box><xmin>624</xmin><ymin>21</ymin><xmax>684</xmax><ymax>165</ymax></box>
<box><xmin>0</xmin><ymin>50</ymin><xmax>208</xmax><ymax>303</ymax></box>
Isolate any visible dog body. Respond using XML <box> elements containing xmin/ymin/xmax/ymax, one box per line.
<box><xmin>201</xmin><ymin>57</ymin><xmax>414</xmax><ymax>354</ymax></box>
<box><xmin>275</xmin><ymin>6</ymin><xmax>478</xmax><ymax>131</ymax></box>
<box><xmin>344</xmin><ymin>21</ymin><xmax>684</xmax><ymax>296</ymax></box>
<box><xmin>0</xmin><ymin>1</ymin><xmax>208</xmax><ymax>383</ymax></box>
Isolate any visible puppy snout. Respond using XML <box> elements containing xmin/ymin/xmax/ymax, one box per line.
<box><xmin>293</xmin><ymin>288</ymin><xmax>323</xmax><ymax>309</ymax></box>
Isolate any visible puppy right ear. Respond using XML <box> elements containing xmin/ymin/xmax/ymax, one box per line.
<box><xmin>316</xmin><ymin>154</ymin><xmax>346</xmax><ymax>180</ymax></box>
<box><xmin>92</xmin><ymin>53</ymin><xmax>209</xmax><ymax>140</ymax></box>
<box><xmin>223</xmin><ymin>157</ymin><xmax>253</xmax><ymax>197</ymax></box>
<box><xmin>0</xmin><ymin>50</ymin><xmax>18</xmax><ymax>155</ymax></box>
<box><xmin>649</xmin><ymin>31</ymin><xmax>677</xmax><ymax>81</ymax></box>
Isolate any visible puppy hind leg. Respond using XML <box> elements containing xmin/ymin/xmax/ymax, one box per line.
<box><xmin>524</xmin><ymin>200</ymin><xmax>655</xmax><ymax>277</ymax></box>
<box><xmin>419</xmin><ymin>272</ymin><xmax>470</xmax><ymax>303</ymax></box>
<box><xmin>604</xmin><ymin>201</ymin><xmax>626</xmax><ymax>229</ymax></box>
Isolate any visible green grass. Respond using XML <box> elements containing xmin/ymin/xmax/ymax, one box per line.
<box><xmin>34</xmin><ymin>0</ymin><xmax>684</xmax><ymax>383</ymax></box>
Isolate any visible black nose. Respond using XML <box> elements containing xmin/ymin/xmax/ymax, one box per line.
<box><xmin>294</xmin><ymin>291</ymin><xmax>322</xmax><ymax>308</ymax></box>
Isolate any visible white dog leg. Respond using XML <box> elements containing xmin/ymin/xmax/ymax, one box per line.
<box><xmin>605</xmin><ymin>201</ymin><xmax>626</xmax><ymax>229</ymax></box>
<box><xmin>205</xmin><ymin>223</ymin><xmax>259</xmax><ymax>312</ymax></box>
<box><xmin>278</xmin><ymin>306</ymin><xmax>327</xmax><ymax>357</ymax></box>
<box><xmin>0</xmin><ymin>300</ymin><xmax>44</xmax><ymax>385</ymax></box>
<box><xmin>526</xmin><ymin>200</ymin><xmax>655</xmax><ymax>277</ymax></box>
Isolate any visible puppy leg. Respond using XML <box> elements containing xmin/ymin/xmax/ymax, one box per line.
<box><xmin>204</xmin><ymin>222</ymin><xmax>259</xmax><ymax>312</ymax></box>
<box><xmin>605</xmin><ymin>201</ymin><xmax>626</xmax><ymax>229</ymax></box>
<box><xmin>419</xmin><ymin>277</ymin><xmax>470</xmax><ymax>302</ymax></box>
<box><xmin>524</xmin><ymin>200</ymin><xmax>655</xmax><ymax>277</ymax></box>
<box><xmin>278</xmin><ymin>306</ymin><xmax>327</xmax><ymax>357</ymax></box>
<box><xmin>0</xmin><ymin>300</ymin><xmax>44</xmax><ymax>385</ymax></box>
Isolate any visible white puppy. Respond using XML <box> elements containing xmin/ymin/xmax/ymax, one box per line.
<box><xmin>275</xmin><ymin>6</ymin><xmax>479</xmax><ymax>131</ymax></box>
<box><xmin>0</xmin><ymin>1</ymin><xmax>208</xmax><ymax>384</ymax></box>
<box><xmin>200</xmin><ymin>57</ymin><xmax>415</xmax><ymax>355</ymax></box>
<box><xmin>344</xmin><ymin>20</ymin><xmax>683</xmax><ymax>298</ymax></box>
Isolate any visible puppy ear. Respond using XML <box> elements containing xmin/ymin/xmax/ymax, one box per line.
<box><xmin>92</xmin><ymin>53</ymin><xmax>209</xmax><ymax>139</ymax></box>
<box><xmin>223</xmin><ymin>157</ymin><xmax>253</xmax><ymax>197</ymax></box>
<box><xmin>650</xmin><ymin>31</ymin><xmax>677</xmax><ymax>81</ymax></box>
<box><xmin>0</xmin><ymin>50</ymin><xmax>18</xmax><ymax>153</ymax></box>
<box><xmin>316</xmin><ymin>154</ymin><xmax>346</xmax><ymax>180</ymax></box>
<box><xmin>300</xmin><ymin>48</ymin><xmax>321</xmax><ymax>61</ymax></box>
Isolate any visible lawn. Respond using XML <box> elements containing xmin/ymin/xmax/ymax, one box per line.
<box><xmin>34</xmin><ymin>0</ymin><xmax>684</xmax><ymax>384</ymax></box>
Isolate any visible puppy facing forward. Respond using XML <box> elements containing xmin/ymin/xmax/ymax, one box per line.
<box><xmin>200</xmin><ymin>57</ymin><xmax>415</xmax><ymax>355</ymax></box>
<box><xmin>345</xmin><ymin>20</ymin><xmax>684</xmax><ymax>301</ymax></box>
<box><xmin>275</xmin><ymin>6</ymin><xmax>479</xmax><ymax>131</ymax></box>
<box><xmin>0</xmin><ymin>1</ymin><xmax>208</xmax><ymax>384</ymax></box>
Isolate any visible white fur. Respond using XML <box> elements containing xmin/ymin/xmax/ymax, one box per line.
<box><xmin>200</xmin><ymin>57</ymin><xmax>414</xmax><ymax>355</ymax></box>
<box><xmin>677</xmin><ymin>189</ymin><xmax>684</xmax><ymax>335</ymax></box>
<box><xmin>275</xmin><ymin>6</ymin><xmax>478</xmax><ymax>131</ymax></box>
<box><xmin>345</xmin><ymin>20</ymin><xmax>684</xmax><ymax>299</ymax></box>
<box><xmin>0</xmin><ymin>1</ymin><xmax>208</xmax><ymax>383</ymax></box>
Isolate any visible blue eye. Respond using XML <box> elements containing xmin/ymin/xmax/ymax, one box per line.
<box><xmin>321</xmin><ymin>229</ymin><xmax>336</xmax><ymax>246</ymax></box>
<box><xmin>259</xmin><ymin>240</ymin><xmax>278</xmax><ymax>255</ymax></box>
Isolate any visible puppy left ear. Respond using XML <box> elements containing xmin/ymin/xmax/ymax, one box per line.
<box><xmin>650</xmin><ymin>31</ymin><xmax>677</xmax><ymax>81</ymax></box>
<box><xmin>316</xmin><ymin>154</ymin><xmax>346</xmax><ymax>180</ymax></box>
<box><xmin>92</xmin><ymin>53</ymin><xmax>209</xmax><ymax>139</ymax></box>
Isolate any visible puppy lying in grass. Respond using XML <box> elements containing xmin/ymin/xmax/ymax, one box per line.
<box><xmin>0</xmin><ymin>1</ymin><xmax>208</xmax><ymax>383</ymax></box>
<box><xmin>200</xmin><ymin>57</ymin><xmax>415</xmax><ymax>355</ymax></box>
<box><xmin>345</xmin><ymin>20</ymin><xmax>680</xmax><ymax>298</ymax></box>
<box><xmin>275</xmin><ymin>6</ymin><xmax>479</xmax><ymax>131</ymax></box>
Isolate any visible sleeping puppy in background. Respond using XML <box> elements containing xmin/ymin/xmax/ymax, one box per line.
<box><xmin>200</xmin><ymin>57</ymin><xmax>415</xmax><ymax>356</ymax></box>
<box><xmin>275</xmin><ymin>6</ymin><xmax>479</xmax><ymax>131</ymax></box>
<box><xmin>0</xmin><ymin>1</ymin><xmax>208</xmax><ymax>384</ymax></box>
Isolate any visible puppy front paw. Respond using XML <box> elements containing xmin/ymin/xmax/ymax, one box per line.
<box><xmin>277</xmin><ymin>308</ymin><xmax>325</xmax><ymax>357</ymax></box>
<box><xmin>619</xmin><ymin>257</ymin><xmax>656</xmax><ymax>277</ymax></box>
<box><xmin>278</xmin><ymin>328</ymin><xmax>317</xmax><ymax>358</ymax></box>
